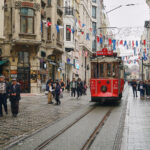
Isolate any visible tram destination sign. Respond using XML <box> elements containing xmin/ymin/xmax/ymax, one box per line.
<box><xmin>96</xmin><ymin>48</ymin><xmax>113</xmax><ymax>56</ymax></box>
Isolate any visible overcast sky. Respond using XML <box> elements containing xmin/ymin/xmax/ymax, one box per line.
<box><xmin>104</xmin><ymin>0</ymin><xmax>149</xmax><ymax>28</ymax></box>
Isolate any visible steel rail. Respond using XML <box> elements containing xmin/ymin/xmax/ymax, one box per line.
<box><xmin>35</xmin><ymin>107</ymin><xmax>96</xmax><ymax>150</ymax></box>
<box><xmin>81</xmin><ymin>108</ymin><xmax>113</xmax><ymax>150</ymax></box>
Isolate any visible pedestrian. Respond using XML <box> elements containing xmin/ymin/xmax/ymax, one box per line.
<box><xmin>83</xmin><ymin>81</ymin><xmax>87</xmax><ymax>95</ymax></box>
<box><xmin>66</xmin><ymin>79</ymin><xmax>70</xmax><ymax>92</ymax></box>
<box><xmin>55</xmin><ymin>80</ymin><xmax>61</xmax><ymax>105</ymax></box>
<box><xmin>146</xmin><ymin>80</ymin><xmax>150</xmax><ymax>98</ymax></box>
<box><xmin>0</xmin><ymin>75</ymin><xmax>8</xmax><ymax>117</ymax></box>
<box><xmin>47</xmin><ymin>82</ymin><xmax>54</xmax><ymax>104</ymax></box>
<box><xmin>70</xmin><ymin>78</ymin><xmax>77</xmax><ymax>97</ymax></box>
<box><xmin>76</xmin><ymin>78</ymin><xmax>83</xmax><ymax>99</ymax></box>
<box><xmin>9</xmin><ymin>78</ymin><xmax>21</xmax><ymax>117</ymax></box>
<box><xmin>60</xmin><ymin>79</ymin><xmax>65</xmax><ymax>92</ymax></box>
<box><xmin>131</xmin><ymin>79</ymin><xmax>138</xmax><ymax>97</ymax></box>
<box><xmin>139</xmin><ymin>81</ymin><xmax>145</xmax><ymax>99</ymax></box>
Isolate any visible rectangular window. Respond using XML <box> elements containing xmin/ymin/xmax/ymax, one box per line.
<box><xmin>20</xmin><ymin>8</ymin><xmax>34</xmax><ymax>34</ymax></box>
<box><xmin>66</xmin><ymin>25</ymin><xmax>71</xmax><ymax>41</ymax></box>
<box><xmin>47</xmin><ymin>0</ymin><xmax>51</xmax><ymax>6</ymax></box>
<box><xmin>92</xmin><ymin>6</ymin><xmax>96</xmax><ymax>19</ymax></box>
<box><xmin>92</xmin><ymin>0</ymin><xmax>96</xmax><ymax>2</ymax></box>
<box><xmin>92</xmin><ymin>40</ymin><xmax>96</xmax><ymax>52</ymax></box>
<box><xmin>47</xmin><ymin>18</ymin><xmax>51</xmax><ymax>40</ymax></box>
<box><xmin>18</xmin><ymin>52</ymin><xmax>29</xmax><ymax>64</ymax></box>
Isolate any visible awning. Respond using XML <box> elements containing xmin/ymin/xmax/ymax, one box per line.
<box><xmin>0</xmin><ymin>60</ymin><xmax>8</xmax><ymax>66</ymax></box>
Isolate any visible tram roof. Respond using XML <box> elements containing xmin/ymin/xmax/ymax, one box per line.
<box><xmin>91</xmin><ymin>56</ymin><xmax>122</xmax><ymax>63</ymax></box>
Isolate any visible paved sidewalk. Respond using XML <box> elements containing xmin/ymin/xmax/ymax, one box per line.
<box><xmin>121</xmin><ymin>87</ymin><xmax>150</xmax><ymax>150</ymax></box>
<box><xmin>0</xmin><ymin>91</ymin><xmax>90</xmax><ymax>150</ymax></box>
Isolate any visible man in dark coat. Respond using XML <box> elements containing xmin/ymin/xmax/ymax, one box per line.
<box><xmin>9</xmin><ymin>78</ymin><xmax>21</xmax><ymax>117</ymax></box>
<box><xmin>131</xmin><ymin>79</ymin><xmax>138</xmax><ymax>97</ymax></box>
<box><xmin>0</xmin><ymin>75</ymin><xmax>8</xmax><ymax>117</ymax></box>
<box><xmin>55</xmin><ymin>80</ymin><xmax>61</xmax><ymax>105</ymax></box>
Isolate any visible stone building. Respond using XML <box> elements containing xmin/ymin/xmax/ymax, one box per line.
<box><xmin>0</xmin><ymin>0</ymin><xmax>6</xmax><ymax>75</ymax></box>
<box><xmin>78</xmin><ymin>0</ymin><xmax>93</xmax><ymax>84</ymax></box>
<box><xmin>3</xmin><ymin>0</ymin><xmax>64</xmax><ymax>93</ymax></box>
<box><xmin>40</xmin><ymin>0</ymin><xmax>64</xmax><ymax>91</ymax></box>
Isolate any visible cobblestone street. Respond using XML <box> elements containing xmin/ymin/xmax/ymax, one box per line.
<box><xmin>0</xmin><ymin>91</ymin><xmax>90</xmax><ymax>150</ymax></box>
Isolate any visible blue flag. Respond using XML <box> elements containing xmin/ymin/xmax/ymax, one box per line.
<box><xmin>136</xmin><ymin>41</ymin><xmax>138</xmax><ymax>47</ymax></box>
<box><xmin>86</xmin><ymin>33</ymin><xmax>90</xmax><ymax>40</ymax></box>
<box><xmin>56</xmin><ymin>25</ymin><xmax>59</xmax><ymax>32</ymax></box>
<box><xmin>112</xmin><ymin>39</ymin><xmax>116</xmax><ymax>50</ymax></box>
<box><xmin>100</xmin><ymin>37</ymin><xmax>103</xmax><ymax>44</ymax></box>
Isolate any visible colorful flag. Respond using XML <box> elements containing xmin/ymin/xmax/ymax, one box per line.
<box><xmin>86</xmin><ymin>33</ymin><xmax>90</xmax><ymax>40</ymax></box>
<box><xmin>56</xmin><ymin>25</ymin><xmax>59</xmax><ymax>32</ymax></box>
<box><xmin>97</xmin><ymin>36</ymin><xmax>100</xmax><ymax>43</ymax></box>
<box><xmin>100</xmin><ymin>37</ymin><xmax>103</xmax><ymax>44</ymax></box>
<box><xmin>109</xmin><ymin>39</ymin><xmax>112</xmax><ymax>45</ymax></box>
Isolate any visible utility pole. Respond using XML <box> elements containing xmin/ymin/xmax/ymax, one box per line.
<box><xmin>142</xmin><ymin>57</ymin><xmax>144</xmax><ymax>81</ymax></box>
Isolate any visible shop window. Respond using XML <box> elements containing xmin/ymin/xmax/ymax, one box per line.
<box><xmin>20</xmin><ymin>8</ymin><xmax>34</xmax><ymax>34</ymax></box>
<box><xmin>66</xmin><ymin>25</ymin><xmax>71</xmax><ymax>41</ymax></box>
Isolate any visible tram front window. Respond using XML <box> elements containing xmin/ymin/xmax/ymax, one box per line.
<box><xmin>100</xmin><ymin>64</ymin><xmax>104</xmax><ymax>77</ymax></box>
<box><xmin>107</xmin><ymin>64</ymin><xmax>111</xmax><ymax>77</ymax></box>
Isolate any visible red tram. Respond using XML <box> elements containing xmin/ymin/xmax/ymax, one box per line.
<box><xmin>90</xmin><ymin>48</ymin><xmax>124</xmax><ymax>102</ymax></box>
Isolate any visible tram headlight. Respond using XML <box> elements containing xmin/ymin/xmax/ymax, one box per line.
<box><xmin>101</xmin><ymin>86</ymin><xmax>107</xmax><ymax>93</ymax></box>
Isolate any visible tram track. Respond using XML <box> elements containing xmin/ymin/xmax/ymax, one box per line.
<box><xmin>35</xmin><ymin>106</ymin><xmax>113</xmax><ymax>150</ymax></box>
<box><xmin>35</xmin><ymin>106</ymin><xmax>96</xmax><ymax>150</ymax></box>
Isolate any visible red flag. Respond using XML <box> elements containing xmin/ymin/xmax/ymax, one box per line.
<box><xmin>143</xmin><ymin>40</ymin><xmax>146</xmax><ymax>46</ymax></box>
<box><xmin>97</xmin><ymin>36</ymin><xmax>100</xmax><ymax>43</ymax></box>
<box><xmin>132</xmin><ymin>41</ymin><xmax>134</xmax><ymax>47</ymax></box>
<box><xmin>89</xmin><ymin>28</ymin><xmax>92</xmax><ymax>32</ymax></box>
<box><xmin>81</xmin><ymin>31</ymin><xmax>84</xmax><ymax>35</ymax></box>
<box><xmin>120</xmin><ymin>40</ymin><xmax>123</xmax><ymax>45</ymax></box>
<box><xmin>78</xmin><ymin>20</ymin><xmax>81</xmax><ymax>28</ymax></box>
<box><xmin>109</xmin><ymin>39</ymin><xmax>112</xmax><ymax>45</ymax></box>
<box><xmin>47</xmin><ymin>22</ymin><xmax>52</xmax><ymax>27</ymax></box>
<box><xmin>67</xmin><ymin>27</ymin><xmax>71</xmax><ymax>33</ymax></box>
<box><xmin>100</xmin><ymin>34</ymin><xmax>102</xmax><ymax>37</ymax></box>
<box><xmin>144</xmin><ymin>48</ymin><xmax>146</xmax><ymax>53</ymax></box>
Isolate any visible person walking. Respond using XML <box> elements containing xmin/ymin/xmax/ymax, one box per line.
<box><xmin>139</xmin><ymin>81</ymin><xmax>145</xmax><ymax>99</ymax></box>
<box><xmin>146</xmin><ymin>80</ymin><xmax>150</xmax><ymax>98</ymax></box>
<box><xmin>47</xmin><ymin>82</ymin><xmax>53</xmax><ymax>104</ymax></box>
<box><xmin>70</xmin><ymin>78</ymin><xmax>77</xmax><ymax>97</ymax></box>
<box><xmin>60</xmin><ymin>79</ymin><xmax>65</xmax><ymax>92</ymax></box>
<box><xmin>131</xmin><ymin>79</ymin><xmax>138</xmax><ymax>97</ymax></box>
<box><xmin>9</xmin><ymin>78</ymin><xmax>21</xmax><ymax>117</ymax></box>
<box><xmin>55</xmin><ymin>80</ymin><xmax>61</xmax><ymax>105</ymax></box>
<box><xmin>66</xmin><ymin>79</ymin><xmax>70</xmax><ymax>92</ymax></box>
<box><xmin>0</xmin><ymin>75</ymin><xmax>8</xmax><ymax>117</ymax></box>
<box><xmin>76</xmin><ymin>78</ymin><xmax>83</xmax><ymax>99</ymax></box>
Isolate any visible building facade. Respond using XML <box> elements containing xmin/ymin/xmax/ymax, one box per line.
<box><xmin>0</xmin><ymin>0</ymin><xmax>5</xmax><ymax>75</ymax></box>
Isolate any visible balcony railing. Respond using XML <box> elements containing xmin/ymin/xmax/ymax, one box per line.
<box><xmin>65</xmin><ymin>7</ymin><xmax>74</xmax><ymax>16</ymax></box>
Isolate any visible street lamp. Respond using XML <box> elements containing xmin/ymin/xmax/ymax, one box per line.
<box><xmin>106</xmin><ymin>4</ymin><xmax>136</xmax><ymax>14</ymax></box>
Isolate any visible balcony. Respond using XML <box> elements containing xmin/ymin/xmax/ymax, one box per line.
<box><xmin>65</xmin><ymin>7</ymin><xmax>74</xmax><ymax>16</ymax></box>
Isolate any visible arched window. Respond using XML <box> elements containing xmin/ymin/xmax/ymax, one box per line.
<box><xmin>20</xmin><ymin>8</ymin><xmax>34</xmax><ymax>34</ymax></box>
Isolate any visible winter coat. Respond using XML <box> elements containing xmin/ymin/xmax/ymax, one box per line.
<box><xmin>9</xmin><ymin>84</ymin><xmax>21</xmax><ymax>101</ymax></box>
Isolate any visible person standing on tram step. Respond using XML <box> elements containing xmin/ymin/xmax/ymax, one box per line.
<box><xmin>9</xmin><ymin>78</ymin><xmax>21</xmax><ymax>117</ymax></box>
<box><xmin>0</xmin><ymin>75</ymin><xmax>9</xmax><ymax>117</ymax></box>
<box><xmin>55</xmin><ymin>80</ymin><xmax>61</xmax><ymax>105</ymax></box>
<box><xmin>70</xmin><ymin>78</ymin><xmax>77</xmax><ymax>97</ymax></box>
<box><xmin>131</xmin><ymin>79</ymin><xmax>138</xmax><ymax>97</ymax></box>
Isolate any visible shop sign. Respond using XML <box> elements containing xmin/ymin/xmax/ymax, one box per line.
<box><xmin>11</xmin><ymin>70</ymin><xmax>17</xmax><ymax>74</ymax></box>
<box><xmin>11</xmin><ymin>74</ymin><xmax>17</xmax><ymax>78</ymax></box>
<box><xmin>96</xmin><ymin>48</ymin><xmax>113</xmax><ymax>56</ymax></box>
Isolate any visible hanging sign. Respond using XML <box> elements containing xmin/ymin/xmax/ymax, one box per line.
<box><xmin>96</xmin><ymin>48</ymin><xmax>113</xmax><ymax>56</ymax></box>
